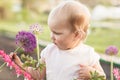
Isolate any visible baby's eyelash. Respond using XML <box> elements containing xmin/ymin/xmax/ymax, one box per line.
<box><xmin>52</xmin><ymin>31</ymin><xmax>62</xmax><ymax>35</ymax></box>
<box><xmin>55</xmin><ymin>32</ymin><xmax>62</xmax><ymax>35</ymax></box>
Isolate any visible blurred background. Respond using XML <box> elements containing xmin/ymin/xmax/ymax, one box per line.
<box><xmin>0</xmin><ymin>0</ymin><xmax>120</xmax><ymax>80</ymax></box>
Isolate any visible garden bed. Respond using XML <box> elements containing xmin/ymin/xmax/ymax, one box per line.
<box><xmin>100</xmin><ymin>58</ymin><xmax>120</xmax><ymax>80</ymax></box>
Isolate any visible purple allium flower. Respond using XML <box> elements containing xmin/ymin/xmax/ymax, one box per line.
<box><xmin>29</xmin><ymin>23</ymin><xmax>43</xmax><ymax>34</ymax></box>
<box><xmin>105</xmin><ymin>46</ymin><xmax>119</xmax><ymax>55</ymax></box>
<box><xmin>16</xmin><ymin>31</ymin><xmax>36</xmax><ymax>52</ymax></box>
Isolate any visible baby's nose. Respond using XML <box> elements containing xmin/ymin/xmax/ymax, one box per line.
<box><xmin>50</xmin><ymin>33</ymin><xmax>56</xmax><ymax>41</ymax></box>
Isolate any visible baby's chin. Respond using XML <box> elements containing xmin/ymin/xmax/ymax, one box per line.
<box><xmin>54</xmin><ymin>43</ymin><xmax>73</xmax><ymax>50</ymax></box>
<box><xmin>57</xmin><ymin>46</ymin><xmax>72</xmax><ymax>50</ymax></box>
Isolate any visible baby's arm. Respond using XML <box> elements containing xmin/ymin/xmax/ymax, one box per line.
<box><xmin>78</xmin><ymin>61</ymin><xmax>106</xmax><ymax>80</ymax></box>
<box><xmin>26</xmin><ymin>66</ymin><xmax>46</xmax><ymax>80</ymax></box>
<box><xmin>9</xmin><ymin>53</ymin><xmax>46</xmax><ymax>80</ymax></box>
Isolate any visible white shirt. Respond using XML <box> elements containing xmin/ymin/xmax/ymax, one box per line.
<box><xmin>41</xmin><ymin>43</ymin><xmax>100</xmax><ymax>80</ymax></box>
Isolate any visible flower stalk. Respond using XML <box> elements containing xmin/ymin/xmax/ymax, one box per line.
<box><xmin>35</xmin><ymin>34</ymin><xmax>40</xmax><ymax>63</ymax></box>
<box><xmin>14</xmin><ymin>45</ymin><xmax>22</xmax><ymax>53</ymax></box>
<box><xmin>105</xmin><ymin>45</ymin><xmax>119</xmax><ymax>80</ymax></box>
<box><xmin>29</xmin><ymin>23</ymin><xmax>44</xmax><ymax>70</ymax></box>
<box><xmin>111</xmin><ymin>56</ymin><xmax>113</xmax><ymax>80</ymax></box>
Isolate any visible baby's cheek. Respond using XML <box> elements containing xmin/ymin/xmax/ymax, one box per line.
<box><xmin>57</xmin><ymin>38</ymin><xmax>64</xmax><ymax>43</ymax></box>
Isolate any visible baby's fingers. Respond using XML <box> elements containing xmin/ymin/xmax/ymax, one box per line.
<box><xmin>9</xmin><ymin>52</ymin><xmax>17</xmax><ymax>59</ymax></box>
<box><xmin>9</xmin><ymin>52</ymin><xmax>14</xmax><ymax>58</ymax></box>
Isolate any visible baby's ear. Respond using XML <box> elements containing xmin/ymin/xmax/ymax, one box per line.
<box><xmin>75</xmin><ymin>29</ymin><xmax>86</xmax><ymax>41</ymax></box>
<box><xmin>74</xmin><ymin>31</ymin><xmax>82</xmax><ymax>39</ymax></box>
<box><xmin>75</xmin><ymin>31</ymin><xmax>82</xmax><ymax>38</ymax></box>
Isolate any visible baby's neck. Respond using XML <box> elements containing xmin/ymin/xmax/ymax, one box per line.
<box><xmin>68</xmin><ymin>40</ymin><xmax>82</xmax><ymax>50</ymax></box>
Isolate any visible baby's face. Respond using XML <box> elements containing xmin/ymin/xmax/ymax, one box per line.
<box><xmin>49</xmin><ymin>22</ymin><xmax>78</xmax><ymax>50</ymax></box>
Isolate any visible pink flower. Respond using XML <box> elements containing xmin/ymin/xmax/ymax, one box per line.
<box><xmin>16</xmin><ymin>68</ymin><xmax>22</xmax><ymax>77</ymax></box>
<box><xmin>113</xmin><ymin>68</ymin><xmax>120</xmax><ymax>80</ymax></box>
<box><xmin>24</xmin><ymin>72</ymin><xmax>33</xmax><ymax>80</ymax></box>
<box><xmin>0</xmin><ymin>50</ymin><xmax>33</xmax><ymax>80</ymax></box>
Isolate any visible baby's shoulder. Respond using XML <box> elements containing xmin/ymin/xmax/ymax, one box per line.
<box><xmin>41</xmin><ymin>43</ymin><xmax>57</xmax><ymax>57</ymax></box>
<box><xmin>80</xmin><ymin>44</ymin><xmax>94</xmax><ymax>51</ymax></box>
<box><xmin>42</xmin><ymin>43</ymin><xmax>57</xmax><ymax>52</ymax></box>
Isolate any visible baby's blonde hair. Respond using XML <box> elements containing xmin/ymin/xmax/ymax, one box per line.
<box><xmin>48</xmin><ymin>1</ymin><xmax>91</xmax><ymax>40</ymax></box>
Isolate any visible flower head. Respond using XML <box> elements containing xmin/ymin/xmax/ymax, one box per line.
<box><xmin>105</xmin><ymin>46</ymin><xmax>119</xmax><ymax>55</ymax></box>
<box><xmin>16</xmin><ymin>31</ymin><xmax>36</xmax><ymax>52</ymax></box>
<box><xmin>29</xmin><ymin>23</ymin><xmax>43</xmax><ymax>34</ymax></box>
<box><xmin>113</xmin><ymin>68</ymin><xmax>120</xmax><ymax>80</ymax></box>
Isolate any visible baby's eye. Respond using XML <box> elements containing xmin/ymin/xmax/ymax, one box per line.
<box><xmin>54</xmin><ymin>32</ymin><xmax>62</xmax><ymax>35</ymax></box>
<box><xmin>55</xmin><ymin>32</ymin><xmax>62</xmax><ymax>35</ymax></box>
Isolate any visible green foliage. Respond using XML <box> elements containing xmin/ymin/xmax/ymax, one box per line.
<box><xmin>90</xmin><ymin>71</ymin><xmax>106</xmax><ymax>80</ymax></box>
<box><xmin>20</xmin><ymin>54</ymin><xmax>45</xmax><ymax>71</ymax></box>
<box><xmin>73</xmin><ymin>71</ymin><xmax>106</xmax><ymax>80</ymax></box>
<box><xmin>21</xmin><ymin>54</ymin><xmax>37</xmax><ymax>68</ymax></box>
<box><xmin>85</xmin><ymin>27</ymin><xmax>120</xmax><ymax>56</ymax></box>
<box><xmin>36</xmin><ymin>59</ymin><xmax>45</xmax><ymax>71</ymax></box>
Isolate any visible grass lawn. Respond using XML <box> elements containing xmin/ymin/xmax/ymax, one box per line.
<box><xmin>85</xmin><ymin>27</ymin><xmax>120</xmax><ymax>55</ymax></box>
<box><xmin>0</xmin><ymin>21</ymin><xmax>120</xmax><ymax>56</ymax></box>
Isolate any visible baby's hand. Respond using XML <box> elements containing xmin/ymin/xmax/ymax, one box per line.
<box><xmin>77</xmin><ymin>64</ymin><xmax>94</xmax><ymax>80</ymax></box>
<box><xmin>9</xmin><ymin>52</ymin><xmax>23</xmax><ymax>67</ymax></box>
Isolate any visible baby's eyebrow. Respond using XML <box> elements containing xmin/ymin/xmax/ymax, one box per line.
<box><xmin>51</xmin><ymin>29</ymin><xmax>59</xmax><ymax>33</ymax></box>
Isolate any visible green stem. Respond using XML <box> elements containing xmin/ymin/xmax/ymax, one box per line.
<box><xmin>14</xmin><ymin>46</ymin><xmax>22</xmax><ymax>53</ymax></box>
<box><xmin>111</xmin><ymin>56</ymin><xmax>113</xmax><ymax>80</ymax></box>
<box><xmin>0</xmin><ymin>62</ymin><xmax>6</xmax><ymax>70</ymax></box>
<box><xmin>35</xmin><ymin>35</ymin><xmax>40</xmax><ymax>62</ymax></box>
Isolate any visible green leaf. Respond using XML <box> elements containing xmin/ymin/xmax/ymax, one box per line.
<box><xmin>90</xmin><ymin>71</ymin><xmax>106</xmax><ymax>80</ymax></box>
<box><xmin>20</xmin><ymin>54</ymin><xmax>45</xmax><ymax>70</ymax></box>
